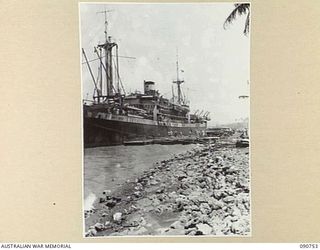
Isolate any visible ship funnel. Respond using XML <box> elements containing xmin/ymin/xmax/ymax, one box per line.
<box><xmin>144</xmin><ymin>81</ymin><xmax>156</xmax><ymax>95</ymax></box>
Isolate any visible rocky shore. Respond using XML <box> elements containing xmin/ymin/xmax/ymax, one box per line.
<box><xmin>84</xmin><ymin>140</ymin><xmax>250</xmax><ymax>236</ymax></box>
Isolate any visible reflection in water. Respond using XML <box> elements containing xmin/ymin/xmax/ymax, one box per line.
<box><xmin>84</xmin><ymin>144</ymin><xmax>194</xmax><ymax>207</ymax></box>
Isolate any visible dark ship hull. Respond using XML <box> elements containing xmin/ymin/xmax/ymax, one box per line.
<box><xmin>84</xmin><ymin>115</ymin><xmax>206</xmax><ymax>148</ymax></box>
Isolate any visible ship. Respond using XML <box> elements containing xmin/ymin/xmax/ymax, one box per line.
<box><xmin>82</xmin><ymin>14</ymin><xmax>210</xmax><ymax>148</ymax></box>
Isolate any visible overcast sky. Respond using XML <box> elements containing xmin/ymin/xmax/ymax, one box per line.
<box><xmin>80</xmin><ymin>3</ymin><xmax>250</xmax><ymax>125</ymax></box>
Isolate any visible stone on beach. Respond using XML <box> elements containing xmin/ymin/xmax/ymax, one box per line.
<box><xmin>103</xmin><ymin>190</ymin><xmax>111</xmax><ymax>195</ymax></box>
<box><xmin>156</xmin><ymin>186</ymin><xmax>165</xmax><ymax>194</ymax></box>
<box><xmin>215</xmin><ymin>156</ymin><xmax>224</xmax><ymax>164</ymax></box>
<box><xmin>94</xmin><ymin>222</ymin><xmax>105</xmax><ymax>231</ymax></box>
<box><xmin>133</xmin><ymin>191</ymin><xmax>142</xmax><ymax>198</ymax></box>
<box><xmin>99</xmin><ymin>197</ymin><xmax>106</xmax><ymax>203</ymax></box>
<box><xmin>149</xmin><ymin>179</ymin><xmax>158</xmax><ymax>185</ymax></box>
<box><xmin>113</xmin><ymin>212</ymin><xmax>122</xmax><ymax>222</ymax></box>
<box><xmin>105</xmin><ymin>200</ymin><xmax>117</xmax><ymax>208</ymax></box>
<box><xmin>196</xmin><ymin>223</ymin><xmax>213</xmax><ymax>235</ymax></box>
<box><xmin>86</xmin><ymin>228</ymin><xmax>97</xmax><ymax>236</ymax></box>
<box><xmin>223</xmin><ymin>196</ymin><xmax>235</xmax><ymax>204</ymax></box>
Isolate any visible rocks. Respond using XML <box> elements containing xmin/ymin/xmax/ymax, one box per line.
<box><xmin>149</xmin><ymin>179</ymin><xmax>158</xmax><ymax>185</ymax></box>
<box><xmin>231</xmin><ymin>207</ymin><xmax>242</xmax><ymax>217</ymax></box>
<box><xmin>168</xmin><ymin>191</ymin><xmax>177</xmax><ymax>199</ymax></box>
<box><xmin>131</xmin><ymin>205</ymin><xmax>138</xmax><ymax>210</ymax></box>
<box><xmin>99</xmin><ymin>197</ymin><xmax>106</xmax><ymax>203</ymax></box>
<box><xmin>230</xmin><ymin>218</ymin><xmax>249</xmax><ymax>234</ymax></box>
<box><xmin>175</xmin><ymin>196</ymin><xmax>189</xmax><ymax>208</ymax></box>
<box><xmin>102</xmin><ymin>195</ymin><xmax>122</xmax><ymax>208</ymax></box>
<box><xmin>86</xmin><ymin>228</ymin><xmax>97</xmax><ymax>236</ymax></box>
<box><xmin>151</xmin><ymin>197</ymin><xmax>161</xmax><ymax>207</ymax></box>
<box><xmin>215</xmin><ymin>156</ymin><xmax>224</xmax><ymax>164</ymax></box>
<box><xmin>94</xmin><ymin>222</ymin><xmax>105</xmax><ymax>231</ymax></box>
<box><xmin>189</xmin><ymin>205</ymin><xmax>200</xmax><ymax>211</ymax></box>
<box><xmin>206</xmin><ymin>163</ymin><xmax>214</xmax><ymax>168</ymax></box>
<box><xmin>185</xmin><ymin>218</ymin><xmax>198</xmax><ymax>229</ymax></box>
<box><xmin>113</xmin><ymin>212</ymin><xmax>122</xmax><ymax>222</ymax></box>
<box><xmin>105</xmin><ymin>200</ymin><xmax>116</xmax><ymax>208</ymax></box>
<box><xmin>134</xmin><ymin>183</ymin><xmax>144</xmax><ymax>191</ymax></box>
<box><xmin>212</xmin><ymin>190</ymin><xmax>225</xmax><ymax>200</ymax></box>
<box><xmin>196</xmin><ymin>223</ymin><xmax>213</xmax><ymax>235</ymax></box>
<box><xmin>133</xmin><ymin>191</ymin><xmax>142</xmax><ymax>198</ymax></box>
<box><xmin>236</xmin><ymin>177</ymin><xmax>248</xmax><ymax>189</ymax></box>
<box><xmin>113</xmin><ymin>196</ymin><xmax>122</xmax><ymax>202</ymax></box>
<box><xmin>199</xmin><ymin>203</ymin><xmax>211</xmax><ymax>214</ymax></box>
<box><xmin>186</xmin><ymin>229</ymin><xmax>197</xmax><ymax>235</ymax></box>
<box><xmin>188</xmin><ymin>191</ymin><xmax>203</xmax><ymax>202</ymax></box>
<box><xmin>225</xmin><ymin>175</ymin><xmax>236</xmax><ymax>184</ymax></box>
<box><xmin>223</xmin><ymin>196</ymin><xmax>235</xmax><ymax>204</ymax></box>
<box><xmin>85</xmin><ymin>143</ymin><xmax>250</xmax><ymax>237</ymax></box>
<box><xmin>226</xmin><ymin>166</ymin><xmax>239</xmax><ymax>175</ymax></box>
<box><xmin>199</xmin><ymin>181</ymin><xmax>207</xmax><ymax>189</ymax></box>
<box><xmin>125</xmin><ymin>214</ymin><xmax>147</xmax><ymax>228</ymax></box>
<box><xmin>103</xmin><ymin>190</ymin><xmax>111</xmax><ymax>195</ymax></box>
<box><xmin>175</xmin><ymin>170</ymin><xmax>188</xmax><ymax>180</ymax></box>
<box><xmin>208</xmin><ymin>197</ymin><xmax>224</xmax><ymax>210</ymax></box>
<box><xmin>156</xmin><ymin>186</ymin><xmax>165</xmax><ymax>194</ymax></box>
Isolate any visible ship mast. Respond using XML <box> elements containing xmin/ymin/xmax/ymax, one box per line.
<box><xmin>97</xmin><ymin>9</ymin><xmax>119</xmax><ymax>101</ymax></box>
<box><xmin>173</xmin><ymin>50</ymin><xmax>184</xmax><ymax>105</ymax></box>
<box><xmin>83</xmin><ymin>10</ymin><xmax>131</xmax><ymax>104</ymax></box>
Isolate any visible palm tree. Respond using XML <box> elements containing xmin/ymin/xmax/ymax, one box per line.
<box><xmin>224</xmin><ymin>3</ymin><xmax>250</xmax><ymax>36</ymax></box>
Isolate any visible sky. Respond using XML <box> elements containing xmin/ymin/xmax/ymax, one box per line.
<box><xmin>80</xmin><ymin>3</ymin><xmax>250</xmax><ymax>125</ymax></box>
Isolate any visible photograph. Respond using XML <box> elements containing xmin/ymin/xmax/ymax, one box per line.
<box><xmin>80</xmin><ymin>2</ymin><xmax>250</xmax><ymax>237</ymax></box>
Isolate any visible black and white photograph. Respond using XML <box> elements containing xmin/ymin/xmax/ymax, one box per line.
<box><xmin>81</xmin><ymin>2</ymin><xmax>250</xmax><ymax>237</ymax></box>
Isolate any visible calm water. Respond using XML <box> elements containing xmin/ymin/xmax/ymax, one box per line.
<box><xmin>83</xmin><ymin>144</ymin><xmax>195</xmax><ymax>210</ymax></box>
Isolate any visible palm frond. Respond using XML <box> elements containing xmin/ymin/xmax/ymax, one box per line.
<box><xmin>244</xmin><ymin>11</ymin><xmax>250</xmax><ymax>36</ymax></box>
<box><xmin>223</xmin><ymin>7</ymin><xmax>240</xmax><ymax>29</ymax></box>
<box><xmin>223</xmin><ymin>3</ymin><xmax>250</xmax><ymax>31</ymax></box>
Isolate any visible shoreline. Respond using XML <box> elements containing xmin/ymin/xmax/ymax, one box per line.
<box><xmin>84</xmin><ymin>138</ymin><xmax>250</xmax><ymax>236</ymax></box>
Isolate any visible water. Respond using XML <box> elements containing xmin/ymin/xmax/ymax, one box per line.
<box><xmin>83</xmin><ymin>144</ymin><xmax>195</xmax><ymax>210</ymax></box>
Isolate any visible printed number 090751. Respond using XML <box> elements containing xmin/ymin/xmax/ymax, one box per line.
<box><xmin>300</xmin><ymin>244</ymin><xmax>319</xmax><ymax>248</ymax></box>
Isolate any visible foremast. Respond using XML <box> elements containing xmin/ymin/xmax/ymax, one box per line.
<box><xmin>95</xmin><ymin>10</ymin><xmax>121</xmax><ymax>103</ymax></box>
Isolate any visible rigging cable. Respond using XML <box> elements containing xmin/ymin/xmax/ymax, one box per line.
<box><xmin>113</xmin><ymin>57</ymin><xmax>126</xmax><ymax>95</ymax></box>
